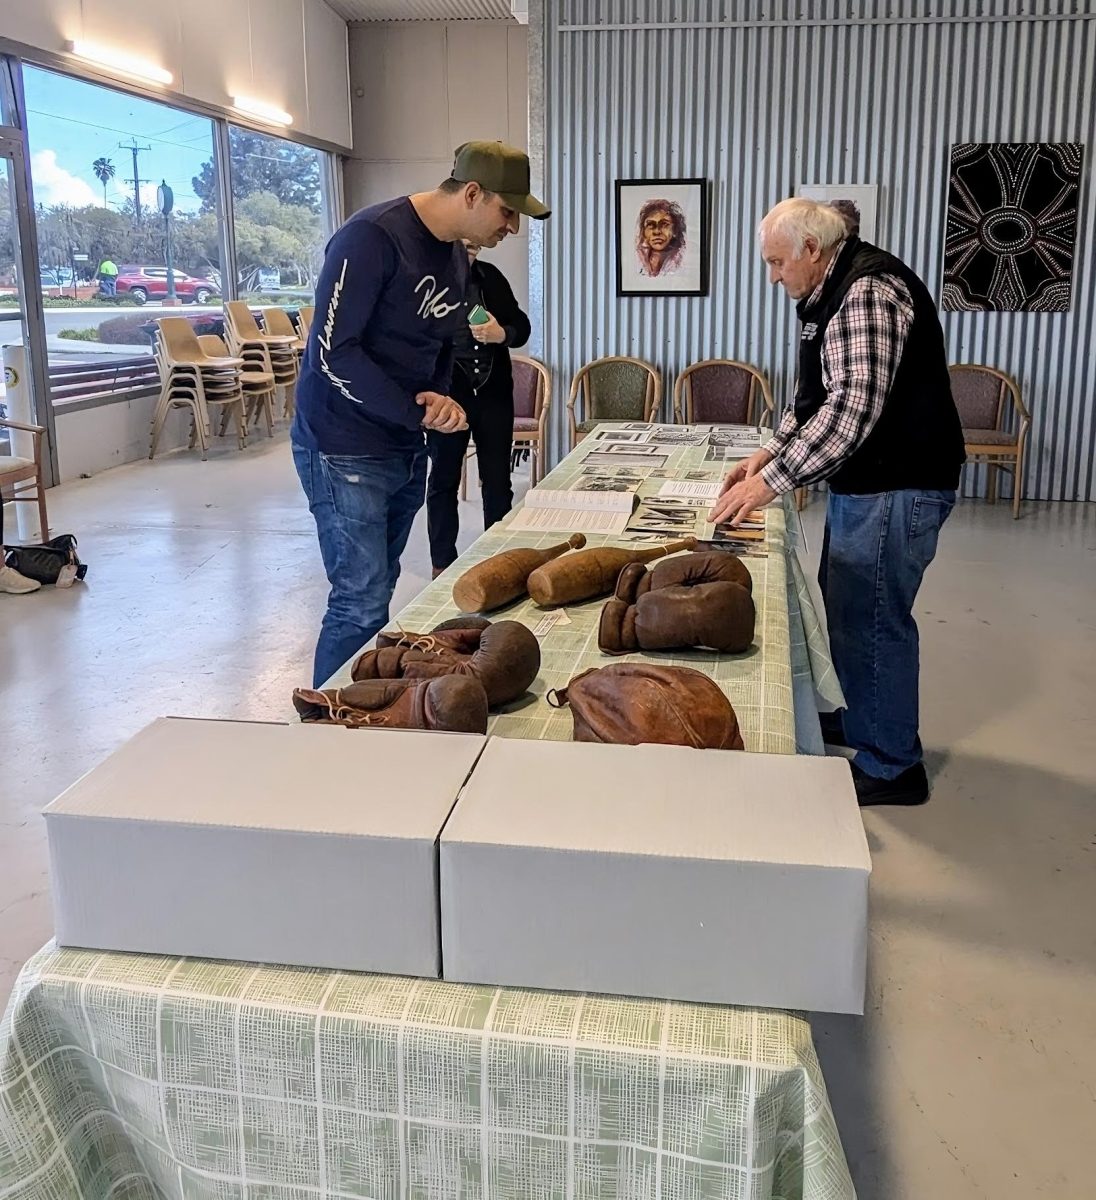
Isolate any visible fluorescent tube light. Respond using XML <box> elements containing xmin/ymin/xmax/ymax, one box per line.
<box><xmin>232</xmin><ymin>97</ymin><xmax>293</xmax><ymax>127</ymax></box>
<box><xmin>68</xmin><ymin>41</ymin><xmax>173</xmax><ymax>86</ymax></box>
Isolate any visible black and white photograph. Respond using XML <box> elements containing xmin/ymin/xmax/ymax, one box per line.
<box><xmin>584</xmin><ymin>449</ymin><xmax>670</xmax><ymax>470</ymax></box>
<box><xmin>616</xmin><ymin>178</ymin><xmax>710</xmax><ymax>296</ymax></box>
<box><xmin>626</xmin><ymin>498</ymin><xmax>703</xmax><ymax>535</ymax></box>
<box><xmin>594</xmin><ymin>429</ymin><xmax>648</xmax><ymax>443</ymax></box>
<box><xmin>574</xmin><ymin>475</ymin><xmax>641</xmax><ymax>493</ymax></box>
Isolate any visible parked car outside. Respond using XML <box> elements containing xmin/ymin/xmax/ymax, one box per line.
<box><xmin>114</xmin><ymin>266</ymin><xmax>220</xmax><ymax>306</ymax></box>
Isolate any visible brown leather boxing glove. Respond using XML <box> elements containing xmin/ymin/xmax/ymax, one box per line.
<box><xmin>351</xmin><ymin>616</ymin><xmax>540</xmax><ymax>708</ymax></box>
<box><xmin>549</xmin><ymin>663</ymin><xmax>745</xmax><ymax>750</ymax></box>
<box><xmin>599</xmin><ymin>552</ymin><xmax>755</xmax><ymax>655</ymax></box>
<box><xmin>292</xmin><ymin>676</ymin><xmax>489</xmax><ymax>733</ymax></box>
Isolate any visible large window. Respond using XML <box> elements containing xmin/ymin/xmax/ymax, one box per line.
<box><xmin>228</xmin><ymin>125</ymin><xmax>329</xmax><ymax>307</ymax></box>
<box><xmin>21</xmin><ymin>67</ymin><xmax>224</xmax><ymax>402</ymax></box>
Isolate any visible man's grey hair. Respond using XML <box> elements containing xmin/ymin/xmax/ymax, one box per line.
<box><xmin>758</xmin><ymin>198</ymin><xmax>849</xmax><ymax>257</ymax></box>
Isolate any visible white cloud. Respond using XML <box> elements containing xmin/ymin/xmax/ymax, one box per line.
<box><xmin>31</xmin><ymin>150</ymin><xmax>99</xmax><ymax>208</ymax></box>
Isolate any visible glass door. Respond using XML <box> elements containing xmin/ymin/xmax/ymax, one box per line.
<box><xmin>0</xmin><ymin>130</ymin><xmax>57</xmax><ymax>484</ymax></box>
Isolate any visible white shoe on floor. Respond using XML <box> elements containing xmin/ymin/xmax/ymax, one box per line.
<box><xmin>0</xmin><ymin>564</ymin><xmax>41</xmax><ymax>594</ymax></box>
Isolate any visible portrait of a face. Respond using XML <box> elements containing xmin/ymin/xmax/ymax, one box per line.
<box><xmin>616</xmin><ymin>179</ymin><xmax>708</xmax><ymax>296</ymax></box>
<box><xmin>637</xmin><ymin>200</ymin><xmax>687</xmax><ymax>277</ymax></box>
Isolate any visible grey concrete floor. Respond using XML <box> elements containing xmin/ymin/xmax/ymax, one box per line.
<box><xmin>1</xmin><ymin>436</ymin><xmax>1093</xmax><ymax>1199</ymax></box>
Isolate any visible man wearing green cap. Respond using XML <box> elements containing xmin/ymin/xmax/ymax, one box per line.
<box><xmin>292</xmin><ymin>140</ymin><xmax>550</xmax><ymax>687</ymax></box>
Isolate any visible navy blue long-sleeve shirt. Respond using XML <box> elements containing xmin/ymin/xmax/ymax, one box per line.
<box><xmin>291</xmin><ymin>198</ymin><xmax>469</xmax><ymax>455</ymax></box>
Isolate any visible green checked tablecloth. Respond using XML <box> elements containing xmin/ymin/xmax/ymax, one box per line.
<box><xmin>0</xmin><ymin>426</ymin><xmax>852</xmax><ymax>1200</ymax></box>
<box><xmin>1</xmin><ymin>945</ymin><xmax>853</xmax><ymax>1200</ymax></box>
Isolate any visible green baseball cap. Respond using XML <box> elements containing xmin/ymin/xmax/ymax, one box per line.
<box><xmin>450</xmin><ymin>140</ymin><xmax>551</xmax><ymax>220</ymax></box>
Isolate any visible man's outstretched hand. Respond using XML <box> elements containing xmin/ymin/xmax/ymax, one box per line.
<box><xmin>416</xmin><ymin>391</ymin><xmax>468</xmax><ymax>433</ymax></box>
<box><xmin>709</xmin><ymin>448</ymin><xmax>777</xmax><ymax>526</ymax></box>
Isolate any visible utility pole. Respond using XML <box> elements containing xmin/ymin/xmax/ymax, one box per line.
<box><xmin>118</xmin><ymin>140</ymin><xmax>151</xmax><ymax>221</ymax></box>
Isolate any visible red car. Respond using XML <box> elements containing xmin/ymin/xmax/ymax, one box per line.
<box><xmin>115</xmin><ymin>265</ymin><xmax>220</xmax><ymax>306</ymax></box>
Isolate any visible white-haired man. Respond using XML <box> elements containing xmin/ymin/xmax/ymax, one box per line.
<box><xmin>711</xmin><ymin>198</ymin><xmax>965</xmax><ymax>806</ymax></box>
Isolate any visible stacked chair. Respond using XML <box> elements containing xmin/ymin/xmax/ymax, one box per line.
<box><xmin>150</xmin><ymin>318</ymin><xmax>248</xmax><ymax>461</ymax></box>
<box><xmin>297</xmin><ymin>306</ymin><xmax>315</xmax><ymax>339</ymax></box>
<box><xmin>261</xmin><ymin>307</ymin><xmax>307</xmax><ymax>358</ymax></box>
<box><xmin>199</xmin><ymin>334</ymin><xmax>279</xmax><ymax>439</ymax></box>
<box><xmin>224</xmin><ymin>301</ymin><xmax>300</xmax><ymax>421</ymax></box>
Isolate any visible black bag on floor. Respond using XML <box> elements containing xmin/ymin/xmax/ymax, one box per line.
<box><xmin>3</xmin><ymin>534</ymin><xmax>88</xmax><ymax>585</ymax></box>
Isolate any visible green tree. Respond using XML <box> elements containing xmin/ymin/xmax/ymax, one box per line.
<box><xmin>92</xmin><ymin>157</ymin><xmax>116</xmax><ymax>207</ymax></box>
<box><xmin>192</xmin><ymin>127</ymin><xmax>321</xmax><ymax>214</ymax></box>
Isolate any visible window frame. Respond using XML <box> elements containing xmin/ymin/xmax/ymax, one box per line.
<box><xmin>1</xmin><ymin>43</ymin><xmax>342</xmax><ymax>418</ymax></box>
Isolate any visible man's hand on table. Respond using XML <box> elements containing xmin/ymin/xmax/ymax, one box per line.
<box><xmin>417</xmin><ymin>391</ymin><xmax>468</xmax><ymax>433</ymax></box>
<box><xmin>709</xmin><ymin>448</ymin><xmax>778</xmax><ymax>526</ymax></box>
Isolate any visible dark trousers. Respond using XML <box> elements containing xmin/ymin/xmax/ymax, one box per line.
<box><xmin>426</xmin><ymin>372</ymin><xmax>514</xmax><ymax>570</ymax></box>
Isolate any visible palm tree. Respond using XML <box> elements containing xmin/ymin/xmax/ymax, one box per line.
<box><xmin>92</xmin><ymin>157</ymin><xmax>115</xmax><ymax>207</ymax></box>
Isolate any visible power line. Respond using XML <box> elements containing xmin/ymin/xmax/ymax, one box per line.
<box><xmin>25</xmin><ymin>108</ymin><xmax>214</xmax><ymax>154</ymax></box>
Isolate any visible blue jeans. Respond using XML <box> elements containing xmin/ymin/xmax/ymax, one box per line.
<box><xmin>820</xmin><ymin>489</ymin><xmax>956</xmax><ymax>779</ymax></box>
<box><xmin>293</xmin><ymin>443</ymin><xmax>427</xmax><ymax>687</ymax></box>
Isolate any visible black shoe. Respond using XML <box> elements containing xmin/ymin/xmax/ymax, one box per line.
<box><xmin>851</xmin><ymin>762</ymin><xmax>929</xmax><ymax>807</ymax></box>
<box><xmin>818</xmin><ymin>710</ymin><xmax>849</xmax><ymax>748</ymax></box>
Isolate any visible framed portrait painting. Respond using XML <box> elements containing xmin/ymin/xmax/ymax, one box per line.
<box><xmin>616</xmin><ymin>178</ymin><xmax>709</xmax><ymax>296</ymax></box>
<box><xmin>797</xmin><ymin>184</ymin><xmax>879</xmax><ymax>244</ymax></box>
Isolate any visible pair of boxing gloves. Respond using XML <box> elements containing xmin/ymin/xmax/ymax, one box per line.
<box><xmin>598</xmin><ymin>551</ymin><xmax>756</xmax><ymax>656</ymax></box>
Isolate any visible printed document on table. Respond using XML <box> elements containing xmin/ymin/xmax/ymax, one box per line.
<box><xmin>657</xmin><ymin>479</ymin><xmax>721</xmax><ymax>501</ymax></box>
<box><xmin>508</xmin><ymin>487</ymin><xmax>634</xmax><ymax>534</ymax></box>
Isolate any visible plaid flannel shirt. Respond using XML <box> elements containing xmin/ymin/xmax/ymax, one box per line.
<box><xmin>761</xmin><ymin>250</ymin><xmax>915</xmax><ymax>495</ymax></box>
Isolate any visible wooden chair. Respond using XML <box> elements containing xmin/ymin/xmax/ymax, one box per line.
<box><xmin>0</xmin><ymin>417</ymin><xmax>49</xmax><ymax>542</ymax></box>
<box><xmin>673</xmin><ymin>359</ymin><xmax>774</xmax><ymax>427</ymax></box>
<box><xmin>297</xmin><ymin>306</ymin><xmax>315</xmax><ymax>338</ymax></box>
<box><xmin>199</xmin><ymin>334</ymin><xmax>278</xmax><ymax>439</ymax></box>
<box><xmin>567</xmin><ymin>356</ymin><xmax>661</xmax><ymax>449</ymax></box>
<box><xmin>224</xmin><ymin>301</ymin><xmax>300</xmax><ymax>421</ymax></box>
<box><xmin>949</xmin><ymin>364</ymin><xmax>1030</xmax><ymax>519</ymax></box>
<box><xmin>511</xmin><ymin>355</ymin><xmax>551</xmax><ymax>485</ymax></box>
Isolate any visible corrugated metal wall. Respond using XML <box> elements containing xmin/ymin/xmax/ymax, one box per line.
<box><xmin>537</xmin><ymin>0</ymin><xmax>1096</xmax><ymax>501</ymax></box>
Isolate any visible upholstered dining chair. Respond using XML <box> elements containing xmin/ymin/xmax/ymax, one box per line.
<box><xmin>673</xmin><ymin>359</ymin><xmax>775</xmax><ymax>427</ymax></box>
<box><xmin>510</xmin><ymin>355</ymin><xmax>551</xmax><ymax>485</ymax></box>
<box><xmin>567</xmin><ymin>356</ymin><xmax>661</xmax><ymax>449</ymax></box>
<box><xmin>949</xmin><ymin>364</ymin><xmax>1030</xmax><ymax>519</ymax></box>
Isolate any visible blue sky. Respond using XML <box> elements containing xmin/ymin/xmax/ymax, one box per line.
<box><xmin>22</xmin><ymin>67</ymin><xmax>214</xmax><ymax>215</ymax></box>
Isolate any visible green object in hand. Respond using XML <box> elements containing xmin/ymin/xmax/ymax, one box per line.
<box><xmin>468</xmin><ymin>304</ymin><xmax>490</xmax><ymax>325</ymax></box>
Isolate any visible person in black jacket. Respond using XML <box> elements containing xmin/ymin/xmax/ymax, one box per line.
<box><xmin>426</xmin><ymin>241</ymin><xmax>531</xmax><ymax>574</ymax></box>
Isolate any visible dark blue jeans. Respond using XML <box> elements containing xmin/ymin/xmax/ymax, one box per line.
<box><xmin>293</xmin><ymin>443</ymin><xmax>427</xmax><ymax>687</ymax></box>
<box><xmin>820</xmin><ymin>489</ymin><xmax>956</xmax><ymax>779</ymax></box>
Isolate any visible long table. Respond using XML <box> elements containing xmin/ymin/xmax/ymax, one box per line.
<box><xmin>0</xmin><ymin>426</ymin><xmax>854</xmax><ymax>1200</ymax></box>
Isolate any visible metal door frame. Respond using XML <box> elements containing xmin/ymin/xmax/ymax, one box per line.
<box><xmin>1</xmin><ymin>61</ymin><xmax>57</xmax><ymax>485</ymax></box>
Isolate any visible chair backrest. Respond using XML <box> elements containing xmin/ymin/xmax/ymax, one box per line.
<box><xmin>198</xmin><ymin>333</ymin><xmax>231</xmax><ymax>357</ymax></box>
<box><xmin>224</xmin><ymin>301</ymin><xmax>263</xmax><ymax>341</ymax></box>
<box><xmin>157</xmin><ymin>317</ymin><xmax>204</xmax><ymax>365</ymax></box>
<box><xmin>298</xmin><ymin>306</ymin><xmax>315</xmax><ymax>336</ymax></box>
<box><xmin>573</xmin><ymin>356</ymin><xmax>661</xmax><ymax>423</ymax></box>
<box><xmin>511</xmin><ymin>355</ymin><xmax>550</xmax><ymax>420</ymax></box>
<box><xmin>676</xmin><ymin>360</ymin><xmax>773</xmax><ymax>425</ymax></box>
<box><xmin>262</xmin><ymin>307</ymin><xmax>297</xmax><ymax>338</ymax></box>
<box><xmin>948</xmin><ymin>364</ymin><xmax>1022</xmax><ymax>431</ymax></box>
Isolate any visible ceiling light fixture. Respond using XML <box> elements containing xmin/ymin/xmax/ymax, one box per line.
<box><xmin>232</xmin><ymin>97</ymin><xmax>293</xmax><ymax>127</ymax></box>
<box><xmin>67</xmin><ymin>41</ymin><xmax>173</xmax><ymax>86</ymax></box>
